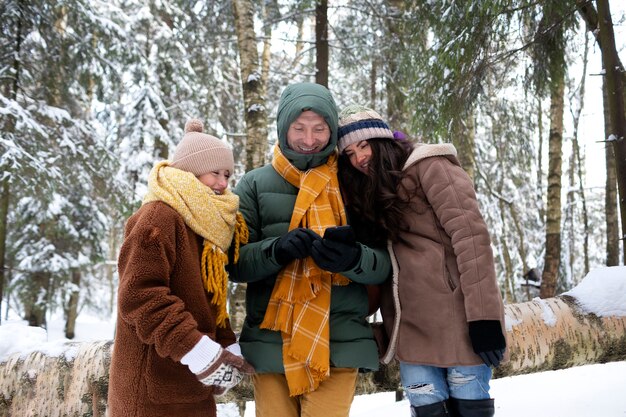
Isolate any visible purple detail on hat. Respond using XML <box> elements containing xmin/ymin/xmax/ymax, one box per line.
<box><xmin>393</xmin><ymin>131</ymin><xmax>407</xmax><ymax>140</ymax></box>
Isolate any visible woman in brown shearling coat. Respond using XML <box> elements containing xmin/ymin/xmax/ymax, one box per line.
<box><xmin>108</xmin><ymin>119</ymin><xmax>253</xmax><ymax>417</ymax></box>
<box><xmin>336</xmin><ymin>106</ymin><xmax>506</xmax><ymax>417</ymax></box>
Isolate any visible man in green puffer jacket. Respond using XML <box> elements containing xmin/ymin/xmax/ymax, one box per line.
<box><xmin>230</xmin><ymin>82</ymin><xmax>390</xmax><ymax>417</ymax></box>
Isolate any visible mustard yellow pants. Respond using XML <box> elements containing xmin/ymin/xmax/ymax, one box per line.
<box><xmin>253</xmin><ymin>368</ymin><xmax>358</xmax><ymax>417</ymax></box>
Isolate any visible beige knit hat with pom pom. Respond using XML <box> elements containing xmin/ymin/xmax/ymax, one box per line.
<box><xmin>171</xmin><ymin>119</ymin><xmax>234</xmax><ymax>176</ymax></box>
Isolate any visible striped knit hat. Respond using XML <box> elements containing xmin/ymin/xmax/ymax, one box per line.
<box><xmin>171</xmin><ymin>119</ymin><xmax>234</xmax><ymax>176</ymax></box>
<box><xmin>337</xmin><ymin>104</ymin><xmax>394</xmax><ymax>153</ymax></box>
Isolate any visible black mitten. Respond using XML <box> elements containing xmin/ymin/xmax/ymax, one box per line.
<box><xmin>468</xmin><ymin>320</ymin><xmax>506</xmax><ymax>368</ymax></box>
<box><xmin>311</xmin><ymin>238</ymin><xmax>361</xmax><ymax>273</ymax></box>
<box><xmin>273</xmin><ymin>228</ymin><xmax>321</xmax><ymax>265</ymax></box>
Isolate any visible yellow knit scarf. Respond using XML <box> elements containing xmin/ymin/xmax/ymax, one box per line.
<box><xmin>143</xmin><ymin>161</ymin><xmax>249</xmax><ymax>328</ymax></box>
<box><xmin>261</xmin><ymin>146</ymin><xmax>349</xmax><ymax>396</ymax></box>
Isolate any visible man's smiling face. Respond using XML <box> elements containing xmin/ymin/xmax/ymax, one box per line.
<box><xmin>286</xmin><ymin>110</ymin><xmax>331</xmax><ymax>154</ymax></box>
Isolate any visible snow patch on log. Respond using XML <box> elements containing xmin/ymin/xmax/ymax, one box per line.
<box><xmin>504</xmin><ymin>312</ymin><xmax>522</xmax><ymax>331</ymax></box>
<box><xmin>533</xmin><ymin>297</ymin><xmax>558</xmax><ymax>326</ymax></box>
<box><xmin>564</xmin><ymin>266</ymin><xmax>626</xmax><ymax>317</ymax></box>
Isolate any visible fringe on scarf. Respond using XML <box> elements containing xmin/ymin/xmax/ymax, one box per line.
<box><xmin>201</xmin><ymin>212</ymin><xmax>249</xmax><ymax>328</ymax></box>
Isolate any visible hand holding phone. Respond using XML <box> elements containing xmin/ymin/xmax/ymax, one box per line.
<box><xmin>312</xmin><ymin>225</ymin><xmax>360</xmax><ymax>272</ymax></box>
<box><xmin>323</xmin><ymin>225</ymin><xmax>356</xmax><ymax>244</ymax></box>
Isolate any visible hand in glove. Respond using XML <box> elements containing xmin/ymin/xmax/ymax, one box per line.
<box><xmin>273</xmin><ymin>228</ymin><xmax>321</xmax><ymax>265</ymax></box>
<box><xmin>182</xmin><ymin>336</ymin><xmax>255</xmax><ymax>395</ymax></box>
<box><xmin>468</xmin><ymin>320</ymin><xmax>506</xmax><ymax>368</ymax></box>
<box><xmin>311</xmin><ymin>228</ymin><xmax>361</xmax><ymax>273</ymax></box>
<box><xmin>195</xmin><ymin>348</ymin><xmax>255</xmax><ymax>394</ymax></box>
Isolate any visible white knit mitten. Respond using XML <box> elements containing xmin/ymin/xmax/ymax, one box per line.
<box><xmin>181</xmin><ymin>336</ymin><xmax>254</xmax><ymax>395</ymax></box>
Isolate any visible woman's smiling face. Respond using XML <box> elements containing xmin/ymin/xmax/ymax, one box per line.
<box><xmin>343</xmin><ymin>140</ymin><xmax>372</xmax><ymax>174</ymax></box>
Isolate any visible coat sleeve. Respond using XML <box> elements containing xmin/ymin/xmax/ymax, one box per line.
<box><xmin>116</xmin><ymin>206</ymin><xmax>204</xmax><ymax>362</ymax></box>
<box><xmin>342</xmin><ymin>243</ymin><xmax>391</xmax><ymax>285</ymax></box>
<box><xmin>229</xmin><ymin>173</ymin><xmax>283</xmax><ymax>283</ymax></box>
<box><xmin>417</xmin><ymin>156</ymin><xmax>503</xmax><ymax>322</ymax></box>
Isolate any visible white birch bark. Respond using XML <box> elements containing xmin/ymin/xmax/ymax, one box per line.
<box><xmin>0</xmin><ymin>341</ymin><xmax>111</xmax><ymax>417</ymax></box>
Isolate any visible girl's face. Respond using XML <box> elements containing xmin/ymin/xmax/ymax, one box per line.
<box><xmin>343</xmin><ymin>140</ymin><xmax>372</xmax><ymax>174</ymax></box>
<box><xmin>198</xmin><ymin>169</ymin><xmax>231</xmax><ymax>195</ymax></box>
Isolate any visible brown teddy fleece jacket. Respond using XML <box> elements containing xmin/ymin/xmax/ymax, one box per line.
<box><xmin>108</xmin><ymin>201</ymin><xmax>237</xmax><ymax>417</ymax></box>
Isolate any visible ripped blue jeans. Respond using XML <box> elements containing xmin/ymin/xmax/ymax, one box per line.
<box><xmin>399</xmin><ymin>362</ymin><xmax>492</xmax><ymax>407</ymax></box>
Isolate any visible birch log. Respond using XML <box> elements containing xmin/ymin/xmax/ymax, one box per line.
<box><xmin>495</xmin><ymin>295</ymin><xmax>626</xmax><ymax>377</ymax></box>
<box><xmin>0</xmin><ymin>340</ymin><xmax>111</xmax><ymax>417</ymax></box>
<box><xmin>1</xmin><ymin>296</ymin><xmax>625</xmax><ymax>416</ymax></box>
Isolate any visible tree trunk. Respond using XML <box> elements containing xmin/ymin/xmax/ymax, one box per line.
<box><xmin>579</xmin><ymin>0</ymin><xmax>620</xmax><ymax>266</ymax></box>
<box><xmin>25</xmin><ymin>272</ymin><xmax>50</xmax><ymax>328</ymax></box>
<box><xmin>605</xmin><ymin>81</ymin><xmax>620</xmax><ymax>266</ymax></box>
<box><xmin>2</xmin><ymin>293</ymin><xmax>624</xmax><ymax>414</ymax></box>
<box><xmin>567</xmin><ymin>151</ymin><xmax>577</xmax><ymax>281</ymax></box>
<box><xmin>228</xmin><ymin>282</ymin><xmax>247</xmax><ymax>335</ymax></box>
<box><xmin>508</xmin><ymin>201</ymin><xmax>531</xmax><ymax>301</ymax></box>
<box><xmin>569</xmin><ymin>34</ymin><xmax>590</xmax><ymax>276</ymax></box>
<box><xmin>384</xmin><ymin>0</ymin><xmax>408</xmax><ymax>132</ymax></box>
<box><xmin>536</xmin><ymin>98</ymin><xmax>546</xmax><ymax>222</ymax></box>
<box><xmin>498</xmin><ymin>199</ymin><xmax>515</xmax><ymax>304</ymax></box>
<box><xmin>106</xmin><ymin>224</ymin><xmax>119</xmax><ymax>315</ymax></box>
<box><xmin>154</xmin><ymin>118</ymin><xmax>169</xmax><ymax>161</ymax></box>
<box><xmin>597</xmin><ymin>0</ymin><xmax>626</xmax><ymax>262</ymax></box>
<box><xmin>370</xmin><ymin>59</ymin><xmax>378</xmax><ymax>108</ymax></box>
<box><xmin>292</xmin><ymin>14</ymin><xmax>305</xmax><ymax>69</ymax></box>
<box><xmin>65</xmin><ymin>270</ymin><xmax>81</xmax><ymax>339</ymax></box>
<box><xmin>572</xmin><ymin>127</ymin><xmax>590</xmax><ymax>275</ymax></box>
<box><xmin>315</xmin><ymin>0</ymin><xmax>329</xmax><ymax>87</ymax></box>
<box><xmin>0</xmin><ymin>179</ymin><xmax>9</xmax><ymax>326</ymax></box>
<box><xmin>540</xmin><ymin>74</ymin><xmax>565</xmax><ymax>298</ymax></box>
<box><xmin>452</xmin><ymin>115</ymin><xmax>476</xmax><ymax>182</ymax></box>
<box><xmin>260</xmin><ymin>1</ymin><xmax>272</xmax><ymax>92</ymax></box>
<box><xmin>0</xmin><ymin>0</ymin><xmax>25</xmax><ymax>326</ymax></box>
<box><xmin>232</xmin><ymin>0</ymin><xmax>269</xmax><ymax>171</ymax></box>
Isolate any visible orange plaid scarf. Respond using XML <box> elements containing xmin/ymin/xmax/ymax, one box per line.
<box><xmin>260</xmin><ymin>145</ymin><xmax>350</xmax><ymax>396</ymax></box>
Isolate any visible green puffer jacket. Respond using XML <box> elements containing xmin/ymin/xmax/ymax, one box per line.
<box><xmin>231</xmin><ymin>165</ymin><xmax>391</xmax><ymax>373</ymax></box>
<box><xmin>230</xmin><ymin>83</ymin><xmax>391</xmax><ymax>374</ymax></box>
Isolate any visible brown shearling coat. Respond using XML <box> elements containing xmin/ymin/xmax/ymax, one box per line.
<box><xmin>379</xmin><ymin>144</ymin><xmax>506</xmax><ymax>367</ymax></box>
<box><xmin>108</xmin><ymin>201</ymin><xmax>237</xmax><ymax>417</ymax></box>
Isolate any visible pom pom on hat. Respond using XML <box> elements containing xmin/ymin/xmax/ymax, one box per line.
<box><xmin>337</xmin><ymin>104</ymin><xmax>394</xmax><ymax>153</ymax></box>
<box><xmin>171</xmin><ymin>118</ymin><xmax>234</xmax><ymax>176</ymax></box>
<box><xmin>185</xmin><ymin>118</ymin><xmax>204</xmax><ymax>133</ymax></box>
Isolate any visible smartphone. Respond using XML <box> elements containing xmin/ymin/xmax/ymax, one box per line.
<box><xmin>323</xmin><ymin>225</ymin><xmax>356</xmax><ymax>242</ymax></box>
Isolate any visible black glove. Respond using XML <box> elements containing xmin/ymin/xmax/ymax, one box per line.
<box><xmin>273</xmin><ymin>228</ymin><xmax>321</xmax><ymax>265</ymax></box>
<box><xmin>323</xmin><ymin>225</ymin><xmax>356</xmax><ymax>244</ymax></box>
<box><xmin>468</xmin><ymin>320</ymin><xmax>506</xmax><ymax>368</ymax></box>
<box><xmin>311</xmin><ymin>237</ymin><xmax>361</xmax><ymax>273</ymax></box>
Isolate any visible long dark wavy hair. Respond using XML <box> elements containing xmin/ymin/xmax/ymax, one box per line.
<box><xmin>338</xmin><ymin>138</ymin><xmax>414</xmax><ymax>246</ymax></box>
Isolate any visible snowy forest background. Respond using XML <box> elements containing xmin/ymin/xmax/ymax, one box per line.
<box><xmin>0</xmin><ymin>0</ymin><xmax>625</xmax><ymax>337</ymax></box>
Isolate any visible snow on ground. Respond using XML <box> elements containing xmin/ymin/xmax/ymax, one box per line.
<box><xmin>0</xmin><ymin>312</ymin><xmax>116</xmax><ymax>361</ymax></box>
<box><xmin>219</xmin><ymin>362</ymin><xmax>626</xmax><ymax>417</ymax></box>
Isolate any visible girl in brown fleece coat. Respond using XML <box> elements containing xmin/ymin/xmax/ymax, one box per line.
<box><xmin>336</xmin><ymin>106</ymin><xmax>506</xmax><ymax>417</ymax></box>
<box><xmin>108</xmin><ymin>119</ymin><xmax>254</xmax><ymax>417</ymax></box>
